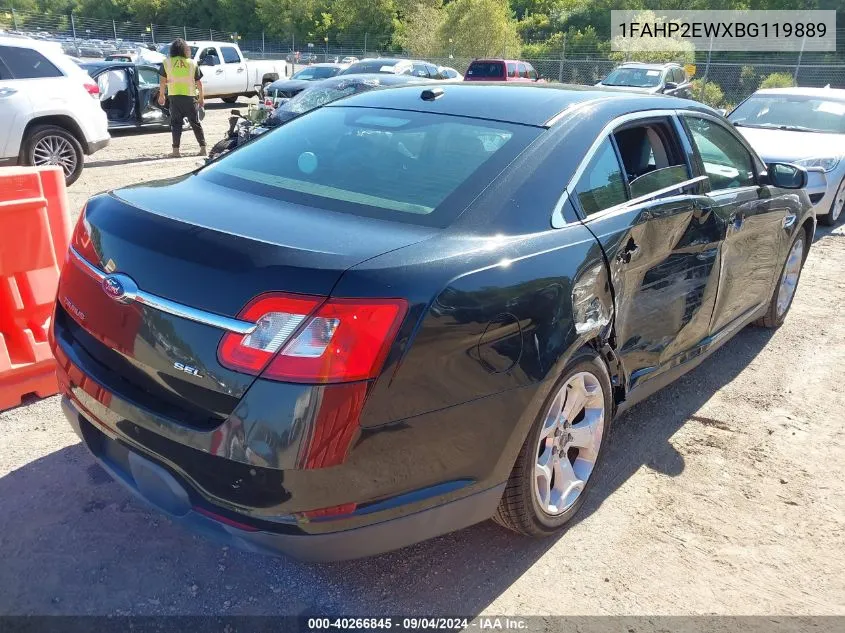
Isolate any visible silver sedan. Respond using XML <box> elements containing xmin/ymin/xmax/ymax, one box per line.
<box><xmin>729</xmin><ymin>87</ymin><xmax>845</xmax><ymax>226</ymax></box>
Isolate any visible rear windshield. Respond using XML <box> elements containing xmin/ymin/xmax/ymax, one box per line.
<box><xmin>292</xmin><ymin>66</ymin><xmax>341</xmax><ymax>80</ymax></box>
<box><xmin>342</xmin><ymin>60</ymin><xmax>406</xmax><ymax>75</ymax></box>
<box><xmin>467</xmin><ymin>61</ymin><xmax>505</xmax><ymax>79</ymax></box>
<box><xmin>201</xmin><ymin>106</ymin><xmax>539</xmax><ymax>227</ymax></box>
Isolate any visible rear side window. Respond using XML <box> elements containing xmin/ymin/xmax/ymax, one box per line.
<box><xmin>202</xmin><ymin>106</ymin><xmax>539</xmax><ymax>227</ymax></box>
<box><xmin>574</xmin><ymin>138</ymin><xmax>628</xmax><ymax>215</ymax></box>
<box><xmin>467</xmin><ymin>61</ymin><xmax>505</xmax><ymax>79</ymax></box>
<box><xmin>221</xmin><ymin>46</ymin><xmax>241</xmax><ymax>64</ymax></box>
<box><xmin>506</xmin><ymin>62</ymin><xmax>517</xmax><ymax>78</ymax></box>
<box><xmin>613</xmin><ymin>121</ymin><xmax>690</xmax><ymax>199</ymax></box>
<box><xmin>0</xmin><ymin>45</ymin><xmax>62</xmax><ymax>79</ymax></box>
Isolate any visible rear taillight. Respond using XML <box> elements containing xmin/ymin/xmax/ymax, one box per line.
<box><xmin>218</xmin><ymin>293</ymin><xmax>407</xmax><ymax>384</ymax></box>
<box><xmin>70</xmin><ymin>205</ymin><xmax>98</xmax><ymax>264</ymax></box>
<box><xmin>84</xmin><ymin>82</ymin><xmax>100</xmax><ymax>98</ymax></box>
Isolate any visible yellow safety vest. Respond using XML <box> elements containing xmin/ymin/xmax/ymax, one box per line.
<box><xmin>164</xmin><ymin>56</ymin><xmax>197</xmax><ymax>97</ymax></box>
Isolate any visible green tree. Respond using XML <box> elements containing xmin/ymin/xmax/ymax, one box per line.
<box><xmin>331</xmin><ymin>0</ymin><xmax>396</xmax><ymax>47</ymax></box>
<box><xmin>759</xmin><ymin>72</ymin><xmax>795</xmax><ymax>89</ymax></box>
<box><xmin>394</xmin><ymin>1</ymin><xmax>445</xmax><ymax>57</ymax></box>
<box><xmin>437</xmin><ymin>0</ymin><xmax>521</xmax><ymax>58</ymax></box>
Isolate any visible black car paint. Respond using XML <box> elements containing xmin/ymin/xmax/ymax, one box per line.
<box><xmin>52</xmin><ymin>85</ymin><xmax>814</xmax><ymax>560</ymax></box>
<box><xmin>82</xmin><ymin>61</ymin><xmax>171</xmax><ymax>130</ymax></box>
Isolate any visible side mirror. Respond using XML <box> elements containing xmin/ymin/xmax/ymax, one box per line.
<box><xmin>716</xmin><ymin>108</ymin><xmax>728</xmax><ymax>117</ymax></box>
<box><xmin>663</xmin><ymin>81</ymin><xmax>678</xmax><ymax>92</ymax></box>
<box><xmin>766</xmin><ymin>162</ymin><xmax>808</xmax><ymax>189</ymax></box>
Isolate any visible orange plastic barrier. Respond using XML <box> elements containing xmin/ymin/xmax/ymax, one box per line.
<box><xmin>0</xmin><ymin>166</ymin><xmax>71</xmax><ymax>410</ymax></box>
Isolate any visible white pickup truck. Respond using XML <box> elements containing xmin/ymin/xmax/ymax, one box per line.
<box><xmin>183</xmin><ymin>41</ymin><xmax>287</xmax><ymax>103</ymax></box>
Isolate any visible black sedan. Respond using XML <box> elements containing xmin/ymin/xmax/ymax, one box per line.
<box><xmin>81</xmin><ymin>61</ymin><xmax>171</xmax><ymax>130</ymax></box>
<box><xmin>52</xmin><ymin>84</ymin><xmax>813</xmax><ymax>561</ymax></box>
<box><xmin>263</xmin><ymin>63</ymin><xmax>348</xmax><ymax>100</ymax></box>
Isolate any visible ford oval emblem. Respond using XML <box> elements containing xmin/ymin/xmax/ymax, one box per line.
<box><xmin>101</xmin><ymin>274</ymin><xmax>137</xmax><ymax>304</ymax></box>
<box><xmin>102</xmin><ymin>276</ymin><xmax>124</xmax><ymax>299</ymax></box>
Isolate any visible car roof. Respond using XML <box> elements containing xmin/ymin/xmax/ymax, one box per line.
<box><xmin>619</xmin><ymin>62</ymin><xmax>678</xmax><ymax>69</ymax></box>
<box><xmin>325</xmin><ymin>82</ymin><xmax>699</xmax><ymax>127</ymax></box>
<box><xmin>307</xmin><ymin>62</ymin><xmax>346</xmax><ymax>68</ymax></box>
<box><xmin>81</xmin><ymin>61</ymin><xmax>153</xmax><ymax>70</ymax></box>
<box><xmin>753</xmin><ymin>87</ymin><xmax>845</xmax><ymax>100</ymax></box>
<box><xmin>319</xmin><ymin>73</ymin><xmax>432</xmax><ymax>87</ymax></box>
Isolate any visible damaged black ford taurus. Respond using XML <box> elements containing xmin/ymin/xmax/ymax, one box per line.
<box><xmin>52</xmin><ymin>84</ymin><xmax>814</xmax><ymax>561</ymax></box>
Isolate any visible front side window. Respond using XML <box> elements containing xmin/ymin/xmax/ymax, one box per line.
<box><xmin>684</xmin><ymin>116</ymin><xmax>756</xmax><ymax>190</ymax></box>
<box><xmin>202</xmin><ymin>107</ymin><xmax>538</xmax><ymax>226</ymax></box>
<box><xmin>0</xmin><ymin>46</ymin><xmax>62</xmax><ymax>79</ymax></box>
<box><xmin>527</xmin><ymin>65</ymin><xmax>538</xmax><ymax>80</ymax></box>
<box><xmin>574</xmin><ymin>138</ymin><xmax>628</xmax><ymax>215</ymax></box>
<box><xmin>506</xmin><ymin>62</ymin><xmax>517</xmax><ymax>78</ymax></box>
<box><xmin>221</xmin><ymin>47</ymin><xmax>241</xmax><ymax>64</ymax></box>
<box><xmin>518</xmin><ymin>63</ymin><xmax>528</xmax><ymax>78</ymax></box>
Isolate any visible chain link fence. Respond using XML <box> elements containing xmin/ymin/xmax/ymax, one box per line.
<box><xmin>3</xmin><ymin>6</ymin><xmax>845</xmax><ymax>107</ymax></box>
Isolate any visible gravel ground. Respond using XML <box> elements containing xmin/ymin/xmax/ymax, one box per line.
<box><xmin>1</xmin><ymin>106</ymin><xmax>844</xmax><ymax>617</ymax></box>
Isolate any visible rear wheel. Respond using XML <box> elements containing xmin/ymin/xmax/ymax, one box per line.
<box><xmin>819</xmin><ymin>176</ymin><xmax>845</xmax><ymax>226</ymax></box>
<box><xmin>756</xmin><ymin>231</ymin><xmax>806</xmax><ymax>329</ymax></box>
<box><xmin>221</xmin><ymin>96</ymin><xmax>238</xmax><ymax>104</ymax></box>
<box><xmin>22</xmin><ymin>125</ymin><xmax>84</xmax><ymax>186</ymax></box>
<box><xmin>493</xmin><ymin>351</ymin><xmax>612</xmax><ymax>536</ymax></box>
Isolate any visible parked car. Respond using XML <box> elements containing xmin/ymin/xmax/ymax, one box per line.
<box><xmin>53</xmin><ymin>84</ymin><xmax>813</xmax><ymax>561</ymax></box>
<box><xmin>81</xmin><ymin>61</ymin><xmax>174</xmax><ymax>130</ymax></box>
<box><xmin>0</xmin><ymin>36</ymin><xmax>109</xmax><ymax>185</ymax></box>
<box><xmin>596</xmin><ymin>62</ymin><xmax>692</xmax><ymax>98</ymax></box>
<box><xmin>341</xmin><ymin>56</ymin><xmax>359</xmax><ymax>64</ymax></box>
<box><xmin>186</xmin><ymin>41</ymin><xmax>286</xmax><ymax>103</ymax></box>
<box><xmin>728</xmin><ymin>87</ymin><xmax>845</xmax><ymax>226</ymax></box>
<box><xmin>340</xmin><ymin>57</ymin><xmax>444</xmax><ymax>78</ymax></box>
<box><xmin>464</xmin><ymin>58</ymin><xmax>541</xmax><ymax>82</ymax></box>
<box><xmin>262</xmin><ymin>62</ymin><xmax>348</xmax><ymax>99</ymax></box>
<box><xmin>438</xmin><ymin>65</ymin><xmax>464</xmax><ymax>80</ymax></box>
<box><xmin>265</xmin><ymin>73</ymin><xmax>433</xmax><ymax>127</ymax></box>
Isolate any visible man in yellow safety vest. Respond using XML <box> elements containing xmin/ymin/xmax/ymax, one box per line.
<box><xmin>157</xmin><ymin>38</ymin><xmax>206</xmax><ymax>158</ymax></box>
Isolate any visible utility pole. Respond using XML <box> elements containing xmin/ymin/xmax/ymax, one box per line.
<box><xmin>70</xmin><ymin>13</ymin><xmax>77</xmax><ymax>42</ymax></box>
<box><xmin>113</xmin><ymin>20</ymin><xmax>117</xmax><ymax>41</ymax></box>
<box><xmin>558</xmin><ymin>33</ymin><xmax>567</xmax><ymax>82</ymax></box>
<box><xmin>183</xmin><ymin>25</ymin><xmax>187</xmax><ymax>40</ymax></box>
<box><xmin>364</xmin><ymin>32</ymin><xmax>367</xmax><ymax>57</ymax></box>
<box><xmin>11</xmin><ymin>8</ymin><xmax>17</xmax><ymax>30</ymax></box>
<box><xmin>794</xmin><ymin>35</ymin><xmax>806</xmax><ymax>85</ymax></box>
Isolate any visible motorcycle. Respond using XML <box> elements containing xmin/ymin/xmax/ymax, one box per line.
<box><xmin>207</xmin><ymin>90</ymin><xmax>278</xmax><ymax>161</ymax></box>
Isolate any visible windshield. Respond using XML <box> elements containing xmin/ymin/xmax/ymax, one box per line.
<box><xmin>602</xmin><ymin>67</ymin><xmax>662</xmax><ymax>88</ymax></box>
<box><xmin>466</xmin><ymin>62</ymin><xmax>505</xmax><ymax>79</ymax></box>
<box><xmin>202</xmin><ymin>107</ymin><xmax>537</xmax><ymax>227</ymax></box>
<box><xmin>729</xmin><ymin>95</ymin><xmax>845</xmax><ymax>134</ymax></box>
<box><xmin>292</xmin><ymin>66</ymin><xmax>341</xmax><ymax>80</ymax></box>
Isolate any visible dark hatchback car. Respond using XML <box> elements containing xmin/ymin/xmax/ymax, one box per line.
<box><xmin>263</xmin><ymin>63</ymin><xmax>348</xmax><ymax>100</ymax></box>
<box><xmin>53</xmin><ymin>84</ymin><xmax>813</xmax><ymax>561</ymax></box>
<box><xmin>597</xmin><ymin>62</ymin><xmax>692</xmax><ymax>99</ymax></box>
<box><xmin>82</xmin><ymin>61</ymin><xmax>171</xmax><ymax>130</ymax></box>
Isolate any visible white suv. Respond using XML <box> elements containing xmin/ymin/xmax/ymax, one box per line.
<box><xmin>0</xmin><ymin>37</ymin><xmax>110</xmax><ymax>185</ymax></box>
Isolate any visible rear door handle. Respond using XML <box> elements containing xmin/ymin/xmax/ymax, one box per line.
<box><xmin>783</xmin><ymin>214</ymin><xmax>797</xmax><ymax>229</ymax></box>
<box><xmin>237</xmin><ymin>67</ymin><xmax>244</xmax><ymax>73</ymax></box>
<box><xmin>215</xmin><ymin>69</ymin><xmax>224</xmax><ymax>74</ymax></box>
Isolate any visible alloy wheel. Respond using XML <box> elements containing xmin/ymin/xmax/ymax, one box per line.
<box><xmin>32</xmin><ymin>135</ymin><xmax>77</xmax><ymax>178</ymax></box>
<box><xmin>534</xmin><ymin>371</ymin><xmax>605</xmax><ymax>516</ymax></box>
<box><xmin>776</xmin><ymin>236</ymin><xmax>804</xmax><ymax>318</ymax></box>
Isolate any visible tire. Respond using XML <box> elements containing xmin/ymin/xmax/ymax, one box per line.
<box><xmin>221</xmin><ymin>96</ymin><xmax>238</xmax><ymax>104</ymax></box>
<box><xmin>493</xmin><ymin>350</ymin><xmax>613</xmax><ymax>537</ymax></box>
<box><xmin>21</xmin><ymin>125</ymin><xmax>84</xmax><ymax>186</ymax></box>
<box><xmin>818</xmin><ymin>176</ymin><xmax>845</xmax><ymax>226</ymax></box>
<box><xmin>755</xmin><ymin>230</ymin><xmax>807</xmax><ymax>329</ymax></box>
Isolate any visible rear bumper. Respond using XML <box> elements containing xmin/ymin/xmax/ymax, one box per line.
<box><xmin>62</xmin><ymin>396</ymin><xmax>503</xmax><ymax>561</ymax></box>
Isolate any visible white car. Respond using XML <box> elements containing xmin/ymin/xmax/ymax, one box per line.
<box><xmin>729</xmin><ymin>87</ymin><xmax>845</xmax><ymax>226</ymax></box>
<box><xmin>184</xmin><ymin>41</ymin><xmax>287</xmax><ymax>103</ymax></box>
<box><xmin>341</xmin><ymin>56</ymin><xmax>359</xmax><ymax>64</ymax></box>
<box><xmin>0</xmin><ymin>36</ymin><xmax>109</xmax><ymax>185</ymax></box>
